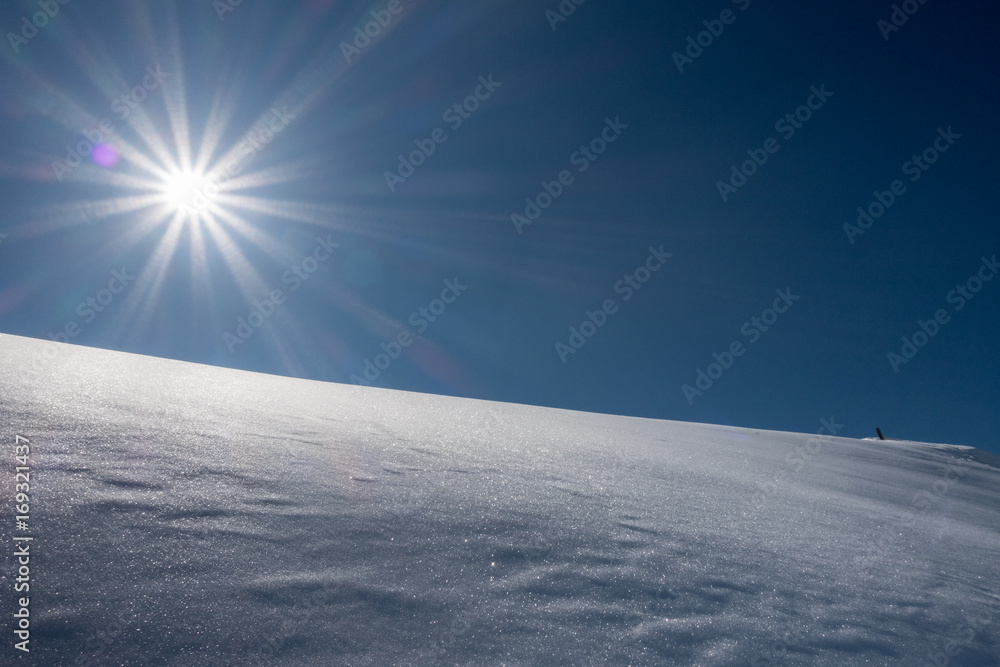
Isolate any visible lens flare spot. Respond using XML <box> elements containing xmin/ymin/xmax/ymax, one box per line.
<box><xmin>92</xmin><ymin>143</ymin><xmax>119</xmax><ymax>168</ymax></box>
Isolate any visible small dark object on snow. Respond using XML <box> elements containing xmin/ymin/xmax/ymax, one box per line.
<box><xmin>876</xmin><ymin>427</ymin><xmax>886</xmax><ymax>440</ymax></box>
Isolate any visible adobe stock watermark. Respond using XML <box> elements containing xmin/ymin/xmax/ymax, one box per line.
<box><xmin>52</xmin><ymin>65</ymin><xmax>167</xmax><ymax>181</ymax></box>
<box><xmin>751</xmin><ymin>416</ymin><xmax>843</xmax><ymax>506</ymax></box>
<box><xmin>384</xmin><ymin>74</ymin><xmax>502</xmax><ymax>192</ymax></box>
<box><xmin>917</xmin><ymin>604</ymin><xmax>996</xmax><ymax>667</ymax></box>
<box><xmin>875</xmin><ymin>452</ymin><xmax>989</xmax><ymax>667</ymax></box>
<box><xmin>672</xmin><ymin>0</ymin><xmax>752</xmax><ymax>73</ymax></box>
<box><xmin>511</xmin><ymin>116</ymin><xmax>628</xmax><ymax>234</ymax></box>
<box><xmin>415</xmin><ymin>616</ymin><xmax>474</xmax><ymax>665</ymax></box>
<box><xmin>12</xmin><ymin>435</ymin><xmax>33</xmax><ymax>654</ymax></box>
<box><xmin>682</xmin><ymin>288</ymin><xmax>801</xmax><ymax>405</ymax></box>
<box><xmin>22</xmin><ymin>268</ymin><xmax>135</xmax><ymax>379</ymax></box>
<box><xmin>74</xmin><ymin>620</ymin><xmax>125</xmax><ymax>666</ymax></box>
<box><xmin>223</xmin><ymin>236</ymin><xmax>341</xmax><ymax>353</ymax></box>
<box><xmin>886</xmin><ymin>254</ymin><xmax>997</xmax><ymax>373</ymax></box>
<box><xmin>717</xmin><ymin>84</ymin><xmax>833</xmax><ymax>202</ymax></box>
<box><xmin>246</xmin><ymin>585</ymin><xmax>344</xmax><ymax>664</ymax></box>
<box><xmin>858</xmin><ymin>457</ymin><xmax>969</xmax><ymax>570</ymax></box>
<box><xmin>46</xmin><ymin>268</ymin><xmax>136</xmax><ymax>346</ymax></box>
<box><xmin>844</xmin><ymin>126</ymin><xmax>960</xmax><ymax>244</ymax></box>
<box><xmin>340</xmin><ymin>0</ymin><xmax>415</xmax><ymax>63</ymax></box>
<box><xmin>185</xmin><ymin>106</ymin><xmax>297</xmax><ymax>213</ymax></box>
<box><xmin>350</xmin><ymin>277</ymin><xmax>468</xmax><ymax>385</ymax></box>
<box><xmin>878</xmin><ymin>0</ymin><xmax>932</xmax><ymax>41</ymax></box>
<box><xmin>555</xmin><ymin>245</ymin><xmax>672</xmax><ymax>363</ymax></box>
<box><xmin>899</xmin><ymin>460</ymin><xmax>966</xmax><ymax>528</ymax></box>
<box><xmin>213</xmin><ymin>0</ymin><xmax>245</xmax><ymax>21</ymax></box>
<box><xmin>7</xmin><ymin>0</ymin><xmax>74</xmax><ymax>54</ymax></box>
<box><xmin>545</xmin><ymin>0</ymin><xmax>589</xmax><ymax>31</ymax></box>
<box><xmin>750</xmin><ymin>628</ymin><xmax>811</xmax><ymax>667</ymax></box>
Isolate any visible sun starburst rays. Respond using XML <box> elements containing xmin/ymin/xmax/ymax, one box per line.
<box><xmin>4</xmin><ymin>1</ymin><xmax>414</xmax><ymax>381</ymax></box>
<box><xmin>11</xmin><ymin>75</ymin><xmax>339</xmax><ymax>360</ymax></box>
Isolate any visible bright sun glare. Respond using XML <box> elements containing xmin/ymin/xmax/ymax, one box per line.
<box><xmin>160</xmin><ymin>170</ymin><xmax>218</xmax><ymax>218</ymax></box>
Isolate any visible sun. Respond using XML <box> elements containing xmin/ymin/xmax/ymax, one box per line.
<box><xmin>158</xmin><ymin>169</ymin><xmax>220</xmax><ymax>219</ymax></box>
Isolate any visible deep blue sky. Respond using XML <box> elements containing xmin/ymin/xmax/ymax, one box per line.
<box><xmin>1</xmin><ymin>0</ymin><xmax>997</xmax><ymax>453</ymax></box>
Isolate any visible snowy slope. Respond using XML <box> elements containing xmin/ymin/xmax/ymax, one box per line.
<box><xmin>1</xmin><ymin>333</ymin><xmax>998</xmax><ymax>666</ymax></box>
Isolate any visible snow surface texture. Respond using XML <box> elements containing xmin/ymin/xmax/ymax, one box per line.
<box><xmin>1</xmin><ymin>333</ymin><xmax>998</xmax><ymax>666</ymax></box>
